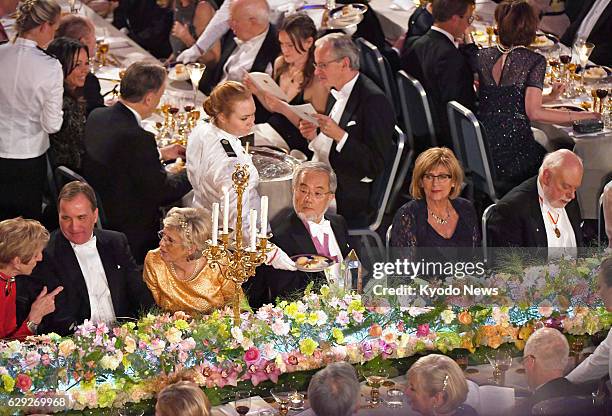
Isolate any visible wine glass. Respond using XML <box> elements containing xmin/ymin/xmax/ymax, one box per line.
<box><xmin>270</xmin><ymin>388</ymin><xmax>296</xmax><ymax>416</ymax></box>
<box><xmin>486</xmin><ymin>349</ymin><xmax>513</xmax><ymax>386</ymax></box>
<box><xmin>485</xmin><ymin>26</ymin><xmax>495</xmax><ymax>47</ymax></box>
<box><xmin>575</xmin><ymin>41</ymin><xmax>595</xmax><ymax>91</ymax></box>
<box><xmin>186</xmin><ymin>63</ymin><xmax>205</xmax><ymax>108</ymax></box>
<box><xmin>596</xmin><ymin>87</ymin><xmax>609</xmax><ymax>114</ymax></box>
<box><xmin>362</xmin><ymin>367</ymin><xmax>389</xmax><ymax>407</ymax></box>
<box><xmin>235</xmin><ymin>391</ymin><xmax>251</xmax><ymax>416</ymax></box>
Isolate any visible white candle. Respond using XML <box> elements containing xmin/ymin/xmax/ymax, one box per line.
<box><xmin>212</xmin><ymin>203</ymin><xmax>219</xmax><ymax>245</ymax></box>
<box><xmin>223</xmin><ymin>188</ymin><xmax>229</xmax><ymax>234</ymax></box>
<box><xmin>260</xmin><ymin>196</ymin><xmax>268</xmax><ymax>236</ymax></box>
<box><xmin>250</xmin><ymin>209</ymin><xmax>257</xmax><ymax>251</ymax></box>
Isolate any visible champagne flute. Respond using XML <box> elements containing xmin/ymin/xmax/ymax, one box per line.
<box><xmin>576</xmin><ymin>41</ymin><xmax>595</xmax><ymax>91</ymax></box>
<box><xmin>186</xmin><ymin>63</ymin><xmax>205</xmax><ymax>108</ymax></box>
<box><xmin>485</xmin><ymin>26</ymin><xmax>495</xmax><ymax>47</ymax></box>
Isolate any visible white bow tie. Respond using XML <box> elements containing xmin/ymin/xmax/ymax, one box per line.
<box><xmin>308</xmin><ymin>219</ymin><xmax>331</xmax><ymax>235</ymax></box>
<box><xmin>234</xmin><ymin>37</ymin><xmax>245</xmax><ymax>47</ymax></box>
<box><xmin>330</xmin><ymin>88</ymin><xmax>348</xmax><ymax>101</ymax></box>
<box><xmin>73</xmin><ymin>236</ymin><xmax>97</xmax><ymax>251</ymax></box>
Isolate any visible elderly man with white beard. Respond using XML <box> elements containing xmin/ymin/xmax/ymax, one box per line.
<box><xmin>245</xmin><ymin>161</ymin><xmax>353</xmax><ymax>307</ymax></box>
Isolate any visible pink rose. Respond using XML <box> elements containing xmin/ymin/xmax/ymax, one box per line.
<box><xmin>16</xmin><ymin>374</ymin><xmax>32</xmax><ymax>392</ymax></box>
<box><xmin>416</xmin><ymin>324</ymin><xmax>430</xmax><ymax>337</ymax></box>
<box><xmin>243</xmin><ymin>347</ymin><xmax>260</xmax><ymax>364</ymax></box>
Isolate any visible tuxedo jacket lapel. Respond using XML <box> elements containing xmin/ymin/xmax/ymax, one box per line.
<box><xmin>289</xmin><ymin>215</ymin><xmax>318</xmax><ymax>255</ymax></box>
<box><xmin>528</xmin><ymin>198</ymin><xmax>548</xmax><ymax>247</ymax></box>
<box><xmin>592</xmin><ymin>2</ymin><xmax>612</xmax><ymax>35</ymax></box>
<box><xmin>56</xmin><ymin>234</ymin><xmax>91</xmax><ymax>319</ymax></box>
<box><xmin>338</xmin><ymin>75</ymin><xmax>362</xmax><ymax>128</ymax></box>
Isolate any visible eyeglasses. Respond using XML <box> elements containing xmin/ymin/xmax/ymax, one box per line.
<box><xmin>157</xmin><ymin>230</ymin><xmax>176</xmax><ymax>244</ymax></box>
<box><xmin>422</xmin><ymin>173</ymin><xmax>452</xmax><ymax>182</ymax></box>
<box><xmin>314</xmin><ymin>57</ymin><xmax>343</xmax><ymax>70</ymax></box>
<box><xmin>297</xmin><ymin>187</ymin><xmax>333</xmax><ymax>200</ymax></box>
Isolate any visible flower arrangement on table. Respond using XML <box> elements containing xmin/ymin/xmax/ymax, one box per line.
<box><xmin>0</xmin><ymin>255</ymin><xmax>610</xmax><ymax>413</ymax></box>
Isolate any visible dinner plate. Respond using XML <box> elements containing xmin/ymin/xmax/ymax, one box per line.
<box><xmin>530</xmin><ymin>33</ymin><xmax>558</xmax><ymax>51</ymax></box>
<box><xmin>581</xmin><ymin>64</ymin><xmax>612</xmax><ymax>81</ymax></box>
<box><xmin>329</xmin><ymin>3</ymin><xmax>368</xmax><ymax>20</ymax></box>
<box><xmin>290</xmin><ymin>254</ymin><xmax>336</xmax><ymax>272</ymax></box>
<box><xmin>168</xmin><ymin>67</ymin><xmax>190</xmax><ymax>82</ymax></box>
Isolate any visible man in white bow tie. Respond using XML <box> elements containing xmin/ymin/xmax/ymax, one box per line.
<box><xmin>18</xmin><ymin>181</ymin><xmax>154</xmax><ymax>335</ymax></box>
<box><xmin>245</xmin><ymin>162</ymin><xmax>353</xmax><ymax>307</ymax></box>
<box><xmin>298</xmin><ymin>33</ymin><xmax>395</xmax><ymax>227</ymax></box>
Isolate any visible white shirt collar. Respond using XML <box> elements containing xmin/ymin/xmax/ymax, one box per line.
<box><xmin>121</xmin><ymin>102</ymin><xmax>143</xmax><ymax>127</ymax></box>
<box><xmin>332</xmin><ymin>73</ymin><xmax>359</xmax><ymax>101</ymax></box>
<box><xmin>211</xmin><ymin>122</ymin><xmax>241</xmax><ymax>142</ymax></box>
<box><xmin>70</xmin><ymin>234</ymin><xmax>96</xmax><ymax>250</ymax></box>
<box><xmin>235</xmin><ymin>28</ymin><xmax>269</xmax><ymax>48</ymax></box>
<box><xmin>14</xmin><ymin>38</ymin><xmax>38</xmax><ymax>48</ymax></box>
<box><xmin>431</xmin><ymin>25</ymin><xmax>458</xmax><ymax>48</ymax></box>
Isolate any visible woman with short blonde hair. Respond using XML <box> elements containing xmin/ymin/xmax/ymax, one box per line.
<box><xmin>390</xmin><ymin>147</ymin><xmax>479</xmax><ymax>250</ymax></box>
<box><xmin>406</xmin><ymin>354</ymin><xmax>476</xmax><ymax>416</ymax></box>
<box><xmin>155</xmin><ymin>381</ymin><xmax>211</xmax><ymax>416</ymax></box>
<box><xmin>143</xmin><ymin>207</ymin><xmax>240</xmax><ymax>314</ymax></box>
<box><xmin>0</xmin><ymin>218</ymin><xmax>62</xmax><ymax>339</ymax></box>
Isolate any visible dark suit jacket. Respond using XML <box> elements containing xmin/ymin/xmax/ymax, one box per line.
<box><xmin>400</xmin><ymin>28</ymin><xmax>477</xmax><ymax>147</ymax></box>
<box><xmin>323</xmin><ymin>74</ymin><xmax>395</xmax><ymax>227</ymax></box>
<box><xmin>16</xmin><ymin>229</ymin><xmax>155</xmax><ymax>335</ymax></box>
<box><xmin>82</xmin><ymin>102</ymin><xmax>191</xmax><ymax>262</ymax></box>
<box><xmin>112</xmin><ymin>0</ymin><xmax>173</xmax><ymax>59</ymax></box>
<box><xmin>199</xmin><ymin>25</ymin><xmax>280</xmax><ymax>95</ymax></box>
<box><xmin>82</xmin><ymin>72</ymin><xmax>104</xmax><ymax>116</ymax></box>
<box><xmin>561</xmin><ymin>1</ymin><xmax>612</xmax><ymax>67</ymax></box>
<box><xmin>511</xmin><ymin>377</ymin><xmax>597</xmax><ymax>416</ymax></box>
<box><xmin>488</xmin><ymin>176</ymin><xmax>583</xmax><ymax>248</ymax></box>
<box><xmin>245</xmin><ymin>210</ymin><xmax>352</xmax><ymax>308</ymax></box>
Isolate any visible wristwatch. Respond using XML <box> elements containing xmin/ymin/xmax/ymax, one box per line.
<box><xmin>26</xmin><ymin>320</ymin><xmax>39</xmax><ymax>334</ymax></box>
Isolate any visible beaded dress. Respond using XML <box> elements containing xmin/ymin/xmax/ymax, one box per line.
<box><xmin>477</xmin><ymin>47</ymin><xmax>547</xmax><ymax>193</ymax></box>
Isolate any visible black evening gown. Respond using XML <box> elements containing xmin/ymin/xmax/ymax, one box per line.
<box><xmin>477</xmin><ymin>47</ymin><xmax>547</xmax><ymax>194</ymax></box>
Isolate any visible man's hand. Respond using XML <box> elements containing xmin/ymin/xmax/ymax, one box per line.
<box><xmin>177</xmin><ymin>45</ymin><xmax>202</xmax><ymax>63</ymax></box>
<box><xmin>160</xmin><ymin>143</ymin><xmax>186</xmax><ymax>161</ymax></box>
<box><xmin>28</xmin><ymin>286</ymin><xmax>64</xmax><ymax>324</ymax></box>
<box><xmin>299</xmin><ymin>119</ymin><xmax>318</xmax><ymax>141</ymax></box>
<box><xmin>313</xmin><ymin>114</ymin><xmax>345</xmax><ymax>142</ymax></box>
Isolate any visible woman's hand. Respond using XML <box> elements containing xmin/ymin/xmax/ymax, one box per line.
<box><xmin>172</xmin><ymin>21</ymin><xmax>192</xmax><ymax>44</ymax></box>
<box><xmin>242</xmin><ymin>74</ymin><xmax>261</xmax><ymax>95</ymax></box>
<box><xmin>27</xmin><ymin>286</ymin><xmax>64</xmax><ymax>325</ymax></box>
<box><xmin>263</xmin><ymin>92</ymin><xmax>286</xmax><ymax>114</ymax></box>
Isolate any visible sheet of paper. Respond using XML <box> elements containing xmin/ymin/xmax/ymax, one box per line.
<box><xmin>248</xmin><ymin>72</ymin><xmax>289</xmax><ymax>101</ymax></box>
<box><xmin>286</xmin><ymin>103</ymin><xmax>320</xmax><ymax>126</ymax></box>
<box><xmin>391</xmin><ymin>0</ymin><xmax>413</xmax><ymax>11</ymax></box>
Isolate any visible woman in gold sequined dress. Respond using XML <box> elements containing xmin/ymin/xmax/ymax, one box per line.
<box><xmin>143</xmin><ymin>207</ymin><xmax>238</xmax><ymax>314</ymax></box>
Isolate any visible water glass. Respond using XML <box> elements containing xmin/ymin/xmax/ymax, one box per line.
<box><xmin>386</xmin><ymin>388</ymin><xmax>404</xmax><ymax>408</ymax></box>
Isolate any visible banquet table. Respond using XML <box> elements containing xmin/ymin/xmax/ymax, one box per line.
<box><xmin>368</xmin><ymin>0</ymin><xmax>612</xmax><ymax>220</ymax></box>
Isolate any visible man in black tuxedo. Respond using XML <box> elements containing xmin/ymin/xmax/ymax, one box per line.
<box><xmin>561</xmin><ymin>0</ymin><xmax>612</xmax><ymax>67</ymax></box>
<box><xmin>298</xmin><ymin>33</ymin><xmax>394</xmax><ymax>227</ymax></box>
<box><xmin>488</xmin><ymin>150</ymin><xmax>583</xmax><ymax>255</ymax></box>
<box><xmin>82</xmin><ymin>63</ymin><xmax>191</xmax><ymax>263</ymax></box>
<box><xmin>246</xmin><ymin>162</ymin><xmax>352</xmax><ymax>307</ymax></box>
<box><xmin>510</xmin><ymin>327</ymin><xmax>595</xmax><ymax>415</ymax></box>
<box><xmin>400</xmin><ymin>0</ymin><xmax>476</xmax><ymax>148</ymax></box>
<box><xmin>112</xmin><ymin>0</ymin><xmax>172</xmax><ymax>59</ymax></box>
<box><xmin>17</xmin><ymin>182</ymin><xmax>154</xmax><ymax>335</ymax></box>
<box><xmin>198</xmin><ymin>0</ymin><xmax>279</xmax><ymax>96</ymax></box>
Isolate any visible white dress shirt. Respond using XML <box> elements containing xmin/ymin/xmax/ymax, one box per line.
<box><xmin>537</xmin><ymin>179</ymin><xmax>577</xmax><ymax>259</ymax></box>
<box><xmin>309</xmin><ymin>73</ymin><xmax>359</xmax><ymax>165</ymax></box>
<box><xmin>575</xmin><ymin>0</ymin><xmax>611</xmax><ymax>42</ymax></box>
<box><xmin>186</xmin><ymin>122</ymin><xmax>260</xmax><ymax>233</ymax></box>
<box><xmin>431</xmin><ymin>25</ymin><xmax>458</xmax><ymax>48</ymax></box>
<box><xmin>0</xmin><ymin>38</ymin><xmax>64</xmax><ymax>159</ymax></box>
<box><xmin>71</xmin><ymin>235</ymin><xmax>116</xmax><ymax>324</ymax></box>
<box><xmin>567</xmin><ymin>326</ymin><xmax>612</xmax><ymax>384</ymax></box>
<box><xmin>221</xmin><ymin>29</ymin><xmax>272</xmax><ymax>83</ymax></box>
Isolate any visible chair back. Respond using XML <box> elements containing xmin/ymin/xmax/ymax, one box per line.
<box><xmin>482</xmin><ymin>203</ymin><xmax>496</xmax><ymax>264</ymax></box>
<box><xmin>356</xmin><ymin>37</ymin><xmax>398</xmax><ymax>114</ymax></box>
<box><xmin>598</xmin><ymin>191</ymin><xmax>606</xmax><ymax>249</ymax></box>
<box><xmin>385</xmin><ymin>223</ymin><xmax>393</xmax><ymax>261</ymax></box>
<box><xmin>55</xmin><ymin>166</ymin><xmax>107</xmax><ymax>229</ymax></box>
<box><xmin>396</xmin><ymin>70</ymin><xmax>437</xmax><ymax>151</ymax></box>
<box><xmin>447</xmin><ymin>101</ymin><xmax>499</xmax><ymax>203</ymax></box>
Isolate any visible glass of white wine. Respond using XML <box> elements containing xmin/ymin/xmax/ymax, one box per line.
<box><xmin>186</xmin><ymin>63</ymin><xmax>205</xmax><ymax>108</ymax></box>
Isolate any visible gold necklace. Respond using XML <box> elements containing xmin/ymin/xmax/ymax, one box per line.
<box><xmin>169</xmin><ymin>258</ymin><xmax>201</xmax><ymax>281</ymax></box>
<box><xmin>429</xmin><ymin>204</ymin><xmax>452</xmax><ymax>225</ymax></box>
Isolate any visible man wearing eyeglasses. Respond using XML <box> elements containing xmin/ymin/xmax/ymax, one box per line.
<box><xmin>245</xmin><ymin>162</ymin><xmax>352</xmax><ymax>307</ymax></box>
<box><xmin>298</xmin><ymin>33</ymin><xmax>394</xmax><ymax>228</ymax></box>
<box><xmin>400</xmin><ymin>0</ymin><xmax>477</xmax><ymax>149</ymax></box>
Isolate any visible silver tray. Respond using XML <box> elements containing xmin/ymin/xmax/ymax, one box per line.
<box><xmin>249</xmin><ymin>146</ymin><xmax>301</xmax><ymax>182</ymax></box>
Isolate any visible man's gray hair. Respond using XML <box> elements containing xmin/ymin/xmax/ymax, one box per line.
<box><xmin>538</xmin><ymin>149</ymin><xmax>583</xmax><ymax>177</ymax></box>
<box><xmin>307</xmin><ymin>362</ymin><xmax>360</xmax><ymax>416</ymax></box>
<box><xmin>315</xmin><ymin>33</ymin><xmax>360</xmax><ymax>70</ymax></box>
<box><xmin>292</xmin><ymin>161</ymin><xmax>337</xmax><ymax>193</ymax></box>
<box><xmin>524</xmin><ymin>327</ymin><xmax>569</xmax><ymax>371</ymax></box>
